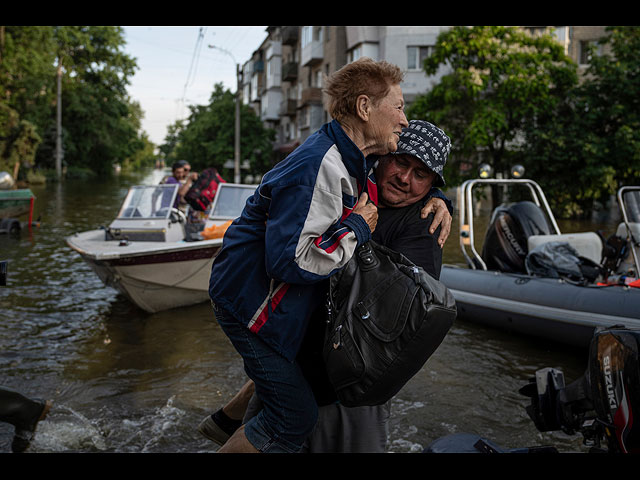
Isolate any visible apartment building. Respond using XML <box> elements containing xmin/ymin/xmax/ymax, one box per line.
<box><xmin>240</xmin><ymin>26</ymin><xmax>608</xmax><ymax>167</ymax></box>
<box><xmin>522</xmin><ymin>26</ymin><xmax>610</xmax><ymax>69</ymax></box>
<box><xmin>239</xmin><ymin>26</ymin><xmax>455</xmax><ymax>162</ymax></box>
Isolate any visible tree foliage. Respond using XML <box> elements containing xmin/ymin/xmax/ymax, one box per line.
<box><xmin>409</xmin><ymin>26</ymin><xmax>578</xmax><ymax>188</ymax></box>
<box><xmin>409</xmin><ymin>25</ymin><xmax>640</xmax><ymax>217</ymax></box>
<box><xmin>522</xmin><ymin>26</ymin><xmax>640</xmax><ymax>217</ymax></box>
<box><xmin>0</xmin><ymin>26</ymin><xmax>54</xmax><ymax>174</ymax></box>
<box><xmin>0</xmin><ymin>25</ymin><xmax>151</xmax><ymax>179</ymax></box>
<box><xmin>163</xmin><ymin>84</ymin><xmax>275</xmax><ymax>179</ymax></box>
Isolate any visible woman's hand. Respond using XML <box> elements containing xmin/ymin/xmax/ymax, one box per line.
<box><xmin>353</xmin><ymin>192</ymin><xmax>378</xmax><ymax>233</ymax></box>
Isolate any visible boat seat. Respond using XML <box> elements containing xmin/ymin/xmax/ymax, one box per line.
<box><xmin>527</xmin><ymin>232</ymin><xmax>603</xmax><ymax>264</ymax></box>
<box><xmin>615</xmin><ymin>221</ymin><xmax>640</xmax><ymax>240</ymax></box>
<box><xmin>615</xmin><ymin>222</ymin><xmax>640</xmax><ymax>275</ymax></box>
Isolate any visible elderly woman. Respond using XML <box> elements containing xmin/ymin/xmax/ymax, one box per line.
<box><xmin>208</xmin><ymin>58</ymin><xmax>445</xmax><ymax>453</ymax></box>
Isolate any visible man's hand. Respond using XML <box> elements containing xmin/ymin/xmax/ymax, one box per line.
<box><xmin>353</xmin><ymin>192</ymin><xmax>378</xmax><ymax>233</ymax></box>
<box><xmin>421</xmin><ymin>197</ymin><xmax>452</xmax><ymax>248</ymax></box>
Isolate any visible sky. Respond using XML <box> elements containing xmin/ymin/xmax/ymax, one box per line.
<box><xmin>122</xmin><ymin>26</ymin><xmax>268</xmax><ymax>146</ymax></box>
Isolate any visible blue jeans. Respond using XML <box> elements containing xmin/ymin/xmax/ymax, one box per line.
<box><xmin>213</xmin><ymin>303</ymin><xmax>318</xmax><ymax>453</ymax></box>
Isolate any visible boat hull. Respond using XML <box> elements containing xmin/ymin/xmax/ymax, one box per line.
<box><xmin>440</xmin><ymin>265</ymin><xmax>640</xmax><ymax>348</ymax></box>
<box><xmin>67</xmin><ymin>229</ymin><xmax>222</xmax><ymax>313</ymax></box>
<box><xmin>0</xmin><ymin>189</ymin><xmax>34</xmax><ymax>220</ymax></box>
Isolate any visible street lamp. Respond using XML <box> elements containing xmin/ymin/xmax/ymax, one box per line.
<box><xmin>209</xmin><ymin>44</ymin><xmax>242</xmax><ymax>183</ymax></box>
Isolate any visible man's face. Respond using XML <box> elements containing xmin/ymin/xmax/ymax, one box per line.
<box><xmin>173</xmin><ymin>167</ymin><xmax>186</xmax><ymax>180</ymax></box>
<box><xmin>376</xmin><ymin>154</ymin><xmax>436</xmax><ymax>208</ymax></box>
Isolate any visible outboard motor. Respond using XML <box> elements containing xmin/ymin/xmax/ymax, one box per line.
<box><xmin>425</xmin><ymin>326</ymin><xmax>640</xmax><ymax>453</ymax></box>
<box><xmin>482</xmin><ymin>201</ymin><xmax>552</xmax><ymax>273</ymax></box>
<box><xmin>520</xmin><ymin>326</ymin><xmax>640</xmax><ymax>453</ymax></box>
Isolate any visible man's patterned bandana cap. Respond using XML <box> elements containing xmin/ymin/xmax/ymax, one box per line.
<box><xmin>392</xmin><ymin>120</ymin><xmax>451</xmax><ymax>187</ymax></box>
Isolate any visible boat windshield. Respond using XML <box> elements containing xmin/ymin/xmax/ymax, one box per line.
<box><xmin>621</xmin><ymin>188</ymin><xmax>640</xmax><ymax>223</ymax></box>
<box><xmin>209</xmin><ymin>184</ymin><xmax>257</xmax><ymax>220</ymax></box>
<box><xmin>116</xmin><ymin>185</ymin><xmax>179</xmax><ymax>219</ymax></box>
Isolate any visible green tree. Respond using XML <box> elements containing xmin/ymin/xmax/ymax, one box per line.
<box><xmin>157</xmin><ymin>120</ymin><xmax>185</xmax><ymax>167</ymax></box>
<box><xmin>170</xmin><ymin>84</ymin><xmax>275</xmax><ymax>179</ymax></box>
<box><xmin>522</xmin><ymin>26</ymin><xmax>640</xmax><ymax>217</ymax></box>
<box><xmin>122</xmin><ymin>132</ymin><xmax>156</xmax><ymax>171</ymax></box>
<box><xmin>0</xmin><ymin>26</ymin><xmax>57</xmax><ymax>132</ymax></box>
<box><xmin>1</xmin><ymin>26</ymin><xmax>147</xmax><ymax>178</ymax></box>
<box><xmin>408</xmin><ymin>26</ymin><xmax>578</xmax><ymax>195</ymax></box>
<box><xmin>120</xmin><ymin>100</ymin><xmax>156</xmax><ymax>171</ymax></box>
<box><xmin>0</xmin><ymin>26</ymin><xmax>56</xmax><ymax>175</ymax></box>
<box><xmin>574</xmin><ymin>27</ymin><xmax>640</xmax><ymax>193</ymax></box>
<box><xmin>41</xmin><ymin>26</ymin><xmax>140</xmax><ymax>176</ymax></box>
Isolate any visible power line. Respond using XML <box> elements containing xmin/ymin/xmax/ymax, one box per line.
<box><xmin>179</xmin><ymin>26</ymin><xmax>206</xmax><ymax>119</ymax></box>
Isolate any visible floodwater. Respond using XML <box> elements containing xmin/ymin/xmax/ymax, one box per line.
<box><xmin>0</xmin><ymin>169</ymin><xmax>621</xmax><ymax>453</ymax></box>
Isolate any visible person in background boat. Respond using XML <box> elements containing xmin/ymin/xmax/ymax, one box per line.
<box><xmin>177</xmin><ymin>160</ymin><xmax>200</xmax><ymax>200</ymax></box>
<box><xmin>204</xmin><ymin>116</ymin><xmax>452</xmax><ymax>452</ymax></box>
<box><xmin>160</xmin><ymin>161</ymin><xmax>186</xmax><ymax>209</ymax></box>
<box><xmin>0</xmin><ymin>385</ymin><xmax>52</xmax><ymax>453</ymax></box>
<box><xmin>161</xmin><ymin>160</ymin><xmax>198</xmax><ymax>210</ymax></box>
<box><xmin>179</xmin><ymin>160</ymin><xmax>193</xmax><ymax>181</ymax></box>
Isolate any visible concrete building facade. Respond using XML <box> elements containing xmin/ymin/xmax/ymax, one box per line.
<box><xmin>238</xmin><ymin>26</ymin><xmax>609</xmax><ymax>170</ymax></box>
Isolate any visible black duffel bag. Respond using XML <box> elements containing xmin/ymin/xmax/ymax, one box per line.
<box><xmin>323</xmin><ymin>241</ymin><xmax>457</xmax><ymax>407</ymax></box>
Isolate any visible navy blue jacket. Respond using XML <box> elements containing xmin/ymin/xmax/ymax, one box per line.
<box><xmin>209</xmin><ymin>120</ymin><xmax>375</xmax><ymax>360</ymax></box>
<box><xmin>209</xmin><ymin>120</ymin><xmax>451</xmax><ymax>361</ymax></box>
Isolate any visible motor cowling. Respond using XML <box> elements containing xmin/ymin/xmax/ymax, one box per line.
<box><xmin>520</xmin><ymin>327</ymin><xmax>640</xmax><ymax>453</ymax></box>
<box><xmin>587</xmin><ymin>327</ymin><xmax>640</xmax><ymax>453</ymax></box>
<box><xmin>481</xmin><ymin>201</ymin><xmax>552</xmax><ymax>273</ymax></box>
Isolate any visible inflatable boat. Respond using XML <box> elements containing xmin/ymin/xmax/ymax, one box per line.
<box><xmin>440</xmin><ymin>180</ymin><xmax>640</xmax><ymax>348</ymax></box>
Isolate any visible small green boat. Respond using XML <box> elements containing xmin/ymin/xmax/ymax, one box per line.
<box><xmin>0</xmin><ymin>189</ymin><xmax>35</xmax><ymax>218</ymax></box>
<box><xmin>0</xmin><ymin>189</ymin><xmax>35</xmax><ymax>233</ymax></box>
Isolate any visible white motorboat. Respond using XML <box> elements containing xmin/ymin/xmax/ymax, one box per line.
<box><xmin>66</xmin><ymin>182</ymin><xmax>256</xmax><ymax>313</ymax></box>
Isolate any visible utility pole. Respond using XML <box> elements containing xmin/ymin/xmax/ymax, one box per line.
<box><xmin>56</xmin><ymin>56</ymin><xmax>63</xmax><ymax>179</ymax></box>
<box><xmin>0</xmin><ymin>26</ymin><xmax>5</xmax><ymax>63</ymax></box>
<box><xmin>209</xmin><ymin>44</ymin><xmax>241</xmax><ymax>183</ymax></box>
<box><xmin>234</xmin><ymin>63</ymin><xmax>242</xmax><ymax>184</ymax></box>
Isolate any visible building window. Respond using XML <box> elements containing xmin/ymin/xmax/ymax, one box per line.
<box><xmin>348</xmin><ymin>45</ymin><xmax>362</xmax><ymax>63</ymax></box>
<box><xmin>302</xmin><ymin>26</ymin><xmax>323</xmax><ymax>48</ymax></box>
<box><xmin>579</xmin><ymin>40</ymin><xmax>602</xmax><ymax>65</ymax></box>
<box><xmin>407</xmin><ymin>46</ymin><xmax>433</xmax><ymax>71</ymax></box>
<box><xmin>299</xmin><ymin>106</ymin><xmax>311</xmax><ymax>129</ymax></box>
<box><xmin>301</xmin><ymin>26</ymin><xmax>312</xmax><ymax>48</ymax></box>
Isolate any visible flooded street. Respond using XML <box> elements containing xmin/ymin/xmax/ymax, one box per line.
<box><xmin>0</xmin><ymin>169</ymin><xmax>617</xmax><ymax>453</ymax></box>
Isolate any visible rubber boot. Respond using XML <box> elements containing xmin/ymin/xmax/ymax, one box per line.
<box><xmin>0</xmin><ymin>386</ymin><xmax>52</xmax><ymax>453</ymax></box>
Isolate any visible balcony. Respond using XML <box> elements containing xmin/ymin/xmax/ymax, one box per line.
<box><xmin>261</xmin><ymin>89</ymin><xmax>283</xmax><ymax>122</ymax></box>
<box><xmin>282</xmin><ymin>61</ymin><xmax>298</xmax><ymax>82</ymax></box>
<box><xmin>282</xmin><ymin>26</ymin><xmax>299</xmax><ymax>45</ymax></box>
<box><xmin>301</xmin><ymin>39</ymin><xmax>323</xmax><ymax>67</ymax></box>
<box><xmin>300</xmin><ymin>86</ymin><xmax>322</xmax><ymax>106</ymax></box>
<box><xmin>252</xmin><ymin>59</ymin><xmax>264</xmax><ymax>73</ymax></box>
<box><xmin>279</xmin><ymin>99</ymin><xmax>297</xmax><ymax>117</ymax></box>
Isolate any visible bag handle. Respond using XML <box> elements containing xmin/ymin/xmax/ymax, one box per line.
<box><xmin>356</xmin><ymin>241</ymin><xmax>379</xmax><ymax>270</ymax></box>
